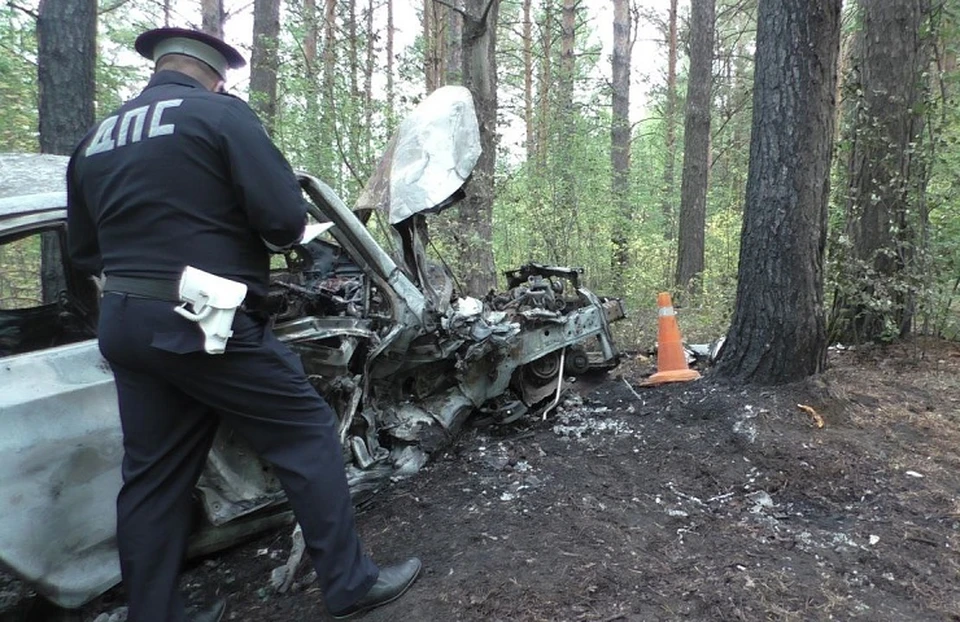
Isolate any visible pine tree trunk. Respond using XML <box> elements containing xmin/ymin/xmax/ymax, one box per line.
<box><xmin>714</xmin><ymin>0</ymin><xmax>841</xmax><ymax>384</ymax></box>
<box><xmin>305</xmin><ymin>0</ymin><xmax>318</xmax><ymax>68</ymax></box>
<box><xmin>445</xmin><ymin>7</ymin><xmax>462</xmax><ymax>85</ymax></box>
<box><xmin>424</xmin><ymin>0</ymin><xmax>437</xmax><ymax>92</ymax></box>
<box><xmin>250</xmin><ymin>0</ymin><xmax>281</xmax><ymax>135</ymax></box>
<box><xmin>37</xmin><ymin>0</ymin><xmax>96</xmax><ymax>303</ymax></box>
<box><xmin>556</xmin><ymin>0</ymin><xmax>576</xmax><ymax>244</ymax></box>
<box><xmin>536</xmin><ymin>0</ymin><xmax>553</xmax><ymax>172</ymax></box>
<box><xmin>37</xmin><ymin>0</ymin><xmax>96</xmax><ymax>155</ymax></box>
<box><xmin>675</xmin><ymin>0</ymin><xmax>714</xmax><ymax>295</ymax></box>
<box><xmin>661</xmin><ymin>0</ymin><xmax>678</xmax><ymax>240</ymax></box>
<box><xmin>610</xmin><ymin>0</ymin><xmax>632</xmax><ymax>291</ymax></box>
<box><xmin>348</xmin><ymin>0</ymin><xmax>358</xmax><ymax>98</ymax></box>
<box><xmin>831</xmin><ymin>0</ymin><xmax>929</xmax><ymax>343</ymax></box>
<box><xmin>558</xmin><ymin>0</ymin><xmax>575</xmax><ymax>116</ymax></box>
<box><xmin>346</xmin><ymin>0</ymin><xmax>362</xmax><ymax>170</ymax></box>
<box><xmin>201</xmin><ymin>0</ymin><xmax>225</xmax><ymax>38</ymax></box>
<box><xmin>364</xmin><ymin>0</ymin><xmax>375</xmax><ymax>162</ymax></box>
<box><xmin>321</xmin><ymin>0</ymin><xmax>338</xmax><ymax>186</ymax></box>
<box><xmin>459</xmin><ymin>0</ymin><xmax>500</xmax><ymax>295</ymax></box>
<box><xmin>387</xmin><ymin>0</ymin><xmax>395</xmax><ymax>117</ymax></box>
<box><xmin>523</xmin><ymin>0</ymin><xmax>534</xmax><ymax>161</ymax></box>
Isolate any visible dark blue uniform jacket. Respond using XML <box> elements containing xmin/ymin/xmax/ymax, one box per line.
<box><xmin>67</xmin><ymin>71</ymin><xmax>306</xmax><ymax>298</ymax></box>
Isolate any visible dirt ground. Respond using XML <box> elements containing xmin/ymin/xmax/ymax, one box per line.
<box><xmin>4</xmin><ymin>338</ymin><xmax>960</xmax><ymax>621</ymax></box>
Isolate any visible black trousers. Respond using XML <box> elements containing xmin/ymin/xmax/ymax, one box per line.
<box><xmin>98</xmin><ymin>293</ymin><xmax>378</xmax><ymax>622</ymax></box>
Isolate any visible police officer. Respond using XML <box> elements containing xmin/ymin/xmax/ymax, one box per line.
<box><xmin>67</xmin><ymin>27</ymin><xmax>420</xmax><ymax>622</ymax></box>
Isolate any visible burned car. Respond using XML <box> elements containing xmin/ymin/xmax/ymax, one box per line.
<box><xmin>0</xmin><ymin>86</ymin><xmax>623</xmax><ymax>609</ymax></box>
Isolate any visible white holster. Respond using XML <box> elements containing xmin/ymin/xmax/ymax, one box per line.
<box><xmin>173</xmin><ymin>266</ymin><xmax>248</xmax><ymax>355</ymax></box>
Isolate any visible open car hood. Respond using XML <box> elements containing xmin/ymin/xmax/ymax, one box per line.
<box><xmin>356</xmin><ymin>85</ymin><xmax>481</xmax><ymax>224</ymax></box>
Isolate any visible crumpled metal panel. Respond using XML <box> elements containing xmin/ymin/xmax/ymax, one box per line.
<box><xmin>386</xmin><ymin>86</ymin><xmax>481</xmax><ymax>224</ymax></box>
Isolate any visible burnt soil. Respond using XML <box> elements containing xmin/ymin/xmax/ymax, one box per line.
<box><xmin>5</xmin><ymin>338</ymin><xmax>960</xmax><ymax>621</ymax></box>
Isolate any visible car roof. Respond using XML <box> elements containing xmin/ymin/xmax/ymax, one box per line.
<box><xmin>0</xmin><ymin>153</ymin><xmax>69</xmax><ymax>199</ymax></box>
<box><xmin>0</xmin><ymin>153</ymin><xmax>68</xmax><ymax>226</ymax></box>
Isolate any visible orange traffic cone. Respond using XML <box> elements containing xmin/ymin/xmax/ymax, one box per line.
<box><xmin>640</xmin><ymin>292</ymin><xmax>701</xmax><ymax>386</ymax></box>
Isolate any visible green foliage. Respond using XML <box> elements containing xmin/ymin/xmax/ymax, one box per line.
<box><xmin>827</xmin><ymin>0</ymin><xmax>960</xmax><ymax>343</ymax></box>
<box><xmin>0</xmin><ymin>6</ymin><xmax>38</xmax><ymax>152</ymax></box>
<box><xmin>95</xmin><ymin>8</ymin><xmax>153</xmax><ymax>117</ymax></box>
<box><xmin>0</xmin><ymin>234</ymin><xmax>42</xmax><ymax>309</ymax></box>
<box><xmin>273</xmin><ymin>1</ymin><xmax>396</xmax><ymax>209</ymax></box>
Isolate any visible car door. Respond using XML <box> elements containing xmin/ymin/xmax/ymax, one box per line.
<box><xmin>0</xmin><ymin>208</ymin><xmax>123</xmax><ymax>609</ymax></box>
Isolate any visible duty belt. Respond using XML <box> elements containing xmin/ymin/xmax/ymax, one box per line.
<box><xmin>102</xmin><ymin>275</ymin><xmax>268</xmax><ymax>312</ymax></box>
<box><xmin>102</xmin><ymin>275</ymin><xmax>180</xmax><ymax>301</ymax></box>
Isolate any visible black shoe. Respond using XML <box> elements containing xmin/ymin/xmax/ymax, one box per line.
<box><xmin>330</xmin><ymin>558</ymin><xmax>422</xmax><ymax>619</ymax></box>
<box><xmin>189</xmin><ymin>599</ymin><xmax>226</xmax><ymax>622</ymax></box>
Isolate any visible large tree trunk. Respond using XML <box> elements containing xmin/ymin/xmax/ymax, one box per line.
<box><xmin>830</xmin><ymin>0</ymin><xmax>929</xmax><ymax>343</ymax></box>
<box><xmin>674</xmin><ymin>0</ymin><xmax>714</xmax><ymax>295</ymax></box>
<box><xmin>37</xmin><ymin>0</ymin><xmax>96</xmax><ymax>304</ymax></box>
<box><xmin>201</xmin><ymin>0</ymin><xmax>225</xmax><ymax>38</ymax></box>
<box><xmin>661</xmin><ymin>0</ymin><xmax>678</xmax><ymax>240</ymax></box>
<box><xmin>714</xmin><ymin>0</ymin><xmax>841</xmax><ymax>384</ymax></box>
<box><xmin>610</xmin><ymin>0</ymin><xmax>633</xmax><ymax>291</ymax></box>
<box><xmin>250</xmin><ymin>0</ymin><xmax>281</xmax><ymax>135</ymax></box>
<box><xmin>37</xmin><ymin>0</ymin><xmax>95</xmax><ymax>155</ymax></box>
<box><xmin>458</xmin><ymin>0</ymin><xmax>500</xmax><ymax>295</ymax></box>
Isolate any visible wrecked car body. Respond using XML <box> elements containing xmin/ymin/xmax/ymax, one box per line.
<box><xmin>0</xmin><ymin>86</ymin><xmax>624</xmax><ymax>609</ymax></box>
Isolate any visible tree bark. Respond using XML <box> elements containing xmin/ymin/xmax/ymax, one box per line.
<box><xmin>610</xmin><ymin>0</ymin><xmax>632</xmax><ymax>291</ymax></box>
<box><xmin>536</xmin><ymin>0</ymin><xmax>553</xmax><ymax>171</ymax></box>
<box><xmin>558</xmin><ymin>0</ymin><xmax>575</xmax><ymax>116</ymax></box>
<box><xmin>445</xmin><ymin>5</ymin><xmax>462</xmax><ymax>85</ymax></box>
<box><xmin>675</xmin><ymin>0</ymin><xmax>714</xmax><ymax>295</ymax></box>
<box><xmin>250</xmin><ymin>0</ymin><xmax>281</xmax><ymax>135</ymax></box>
<box><xmin>304</xmin><ymin>0</ymin><xmax>318</xmax><ymax>68</ymax></box>
<box><xmin>364</xmin><ymin>0</ymin><xmax>375</xmax><ymax>161</ymax></box>
<box><xmin>321</xmin><ymin>0</ymin><xmax>338</xmax><ymax>184</ymax></box>
<box><xmin>830</xmin><ymin>0</ymin><xmax>929</xmax><ymax>343</ymax></box>
<box><xmin>387</xmin><ymin>0</ymin><xmax>395</xmax><ymax>116</ymax></box>
<box><xmin>37</xmin><ymin>0</ymin><xmax>96</xmax><ymax>155</ymax></box>
<box><xmin>661</xmin><ymin>0</ymin><xmax>678</xmax><ymax>240</ymax></box>
<box><xmin>523</xmin><ymin>0</ymin><xmax>534</xmax><ymax>161</ymax></box>
<box><xmin>201</xmin><ymin>0</ymin><xmax>225</xmax><ymax>38</ymax></box>
<box><xmin>458</xmin><ymin>0</ymin><xmax>500</xmax><ymax>295</ymax></box>
<box><xmin>555</xmin><ymin>0</ymin><xmax>576</xmax><ymax>230</ymax></box>
<box><xmin>37</xmin><ymin>0</ymin><xmax>96</xmax><ymax>303</ymax></box>
<box><xmin>714</xmin><ymin>0</ymin><xmax>841</xmax><ymax>384</ymax></box>
<box><xmin>424</xmin><ymin>0</ymin><xmax>439</xmax><ymax>92</ymax></box>
<box><xmin>348</xmin><ymin>0</ymin><xmax>359</xmax><ymax>98</ymax></box>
